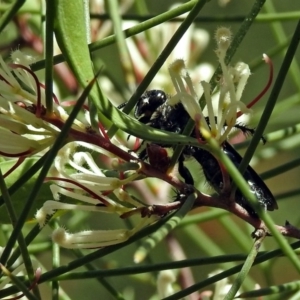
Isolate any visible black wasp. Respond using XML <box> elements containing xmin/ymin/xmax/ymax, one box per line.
<box><xmin>120</xmin><ymin>89</ymin><xmax>277</xmax><ymax>217</ymax></box>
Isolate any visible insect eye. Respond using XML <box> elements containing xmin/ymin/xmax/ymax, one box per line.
<box><xmin>134</xmin><ymin>90</ymin><xmax>167</xmax><ymax>120</ymax></box>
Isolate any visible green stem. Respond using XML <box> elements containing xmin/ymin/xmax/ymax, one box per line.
<box><xmin>238</xmin><ymin>20</ymin><xmax>300</xmax><ymax>178</ymax></box>
<box><xmin>73</xmin><ymin>249</ymin><xmax>125</xmax><ymax>300</ymax></box>
<box><xmin>0</xmin><ymin>0</ymin><xmax>26</xmax><ymax>33</ymax></box>
<box><xmin>0</xmin><ymin>170</ymin><xmax>41</xmax><ymax>298</ymax></box>
<box><xmin>163</xmin><ymin>241</ymin><xmax>300</xmax><ymax>300</ymax></box>
<box><xmin>106</xmin><ymin>0</ymin><xmax>135</xmax><ymax>91</ymax></box>
<box><xmin>52</xmin><ymin>221</ymin><xmax>60</xmax><ymax>300</ymax></box>
<box><xmin>88</xmin><ymin>11</ymin><xmax>300</xmax><ymax>23</ymax></box>
<box><xmin>31</xmin><ymin>0</ymin><xmax>199</xmax><ymax>72</ymax></box>
<box><xmin>44</xmin><ymin>0</ymin><xmax>55</xmax><ymax>113</ymax></box>
<box><xmin>224</xmin><ymin>233</ymin><xmax>265</xmax><ymax>300</ymax></box>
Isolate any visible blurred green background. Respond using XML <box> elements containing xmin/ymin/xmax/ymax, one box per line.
<box><xmin>0</xmin><ymin>0</ymin><xmax>300</xmax><ymax>299</ymax></box>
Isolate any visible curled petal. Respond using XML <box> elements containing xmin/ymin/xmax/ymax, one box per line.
<box><xmin>157</xmin><ymin>270</ymin><xmax>176</xmax><ymax>298</ymax></box>
<box><xmin>52</xmin><ymin>227</ymin><xmax>130</xmax><ymax>248</ymax></box>
<box><xmin>35</xmin><ymin>206</ymin><xmax>50</xmax><ymax>228</ymax></box>
<box><xmin>0</xmin><ymin>127</ymin><xmax>40</xmax><ymax>156</ymax></box>
<box><xmin>234</xmin><ymin>62</ymin><xmax>251</xmax><ymax>102</ymax></box>
<box><xmin>0</xmin><ymin>115</ymin><xmax>29</xmax><ymax>134</ymax></box>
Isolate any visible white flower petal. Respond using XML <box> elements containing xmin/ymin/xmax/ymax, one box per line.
<box><xmin>0</xmin><ymin>127</ymin><xmax>40</xmax><ymax>154</ymax></box>
<box><xmin>52</xmin><ymin>227</ymin><xmax>130</xmax><ymax>248</ymax></box>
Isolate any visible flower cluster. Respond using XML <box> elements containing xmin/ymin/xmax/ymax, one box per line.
<box><xmin>35</xmin><ymin>141</ymin><xmax>159</xmax><ymax>248</ymax></box>
<box><xmin>0</xmin><ymin>26</ymin><xmax>264</xmax><ymax>250</ymax></box>
<box><xmin>0</xmin><ymin>49</ymin><xmax>163</xmax><ymax>249</ymax></box>
<box><xmin>0</xmin><ymin>50</ymin><xmax>90</xmax><ymax>159</ymax></box>
<box><xmin>0</xmin><ymin>247</ymin><xmax>41</xmax><ymax>298</ymax></box>
<box><xmin>0</xmin><ymin>52</ymin><xmax>57</xmax><ymax>157</ymax></box>
<box><xmin>167</xmin><ymin>27</ymin><xmax>252</xmax><ymax>145</ymax></box>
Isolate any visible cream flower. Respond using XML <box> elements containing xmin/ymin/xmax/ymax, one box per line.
<box><xmin>166</xmin><ymin>27</ymin><xmax>252</xmax><ymax>145</ymax></box>
<box><xmin>0</xmin><ymin>50</ymin><xmax>89</xmax><ymax>158</ymax></box>
<box><xmin>36</xmin><ymin>142</ymin><xmax>158</xmax><ymax>248</ymax></box>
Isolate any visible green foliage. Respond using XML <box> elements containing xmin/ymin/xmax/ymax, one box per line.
<box><xmin>0</xmin><ymin>0</ymin><xmax>300</xmax><ymax>300</ymax></box>
<box><xmin>0</xmin><ymin>158</ymin><xmax>52</xmax><ymax>223</ymax></box>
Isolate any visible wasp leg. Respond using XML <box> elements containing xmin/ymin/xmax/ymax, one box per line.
<box><xmin>233</xmin><ymin>123</ymin><xmax>266</xmax><ymax>144</ymax></box>
<box><xmin>178</xmin><ymin>155</ymin><xmax>194</xmax><ymax>185</ymax></box>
